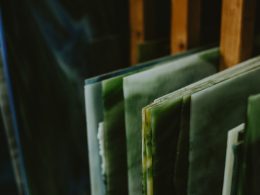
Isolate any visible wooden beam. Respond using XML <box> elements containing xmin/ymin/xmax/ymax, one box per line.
<box><xmin>220</xmin><ymin>0</ymin><xmax>256</xmax><ymax>70</ymax></box>
<box><xmin>130</xmin><ymin>0</ymin><xmax>145</xmax><ymax>65</ymax></box>
<box><xmin>171</xmin><ymin>0</ymin><xmax>201</xmax><ymax>54</ymax></box>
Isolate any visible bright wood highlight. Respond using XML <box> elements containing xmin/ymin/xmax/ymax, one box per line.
<box><xmin>220</xmin><ymin>0</ymin><xmax>256</xmax><ymax>69</ymax></box>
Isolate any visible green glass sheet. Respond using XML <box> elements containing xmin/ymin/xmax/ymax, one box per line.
<box><xmin>85</xmin><ymin>48</ymin><xmax>203</xmax><ymax>195</ymax></box>
<box><xmin>124</xmin><ymin>48</ymin><xmax>219</xmax><ymax>195</ymax></box>
<box><xmin>85</xmin><ymin>82</ymin><xmax>105</xmax><ymax>195</ymax></box>
<box><xmin>141</xmin><ymin>56</ymin><xmax>260</xmax><ymax>195</ymax></box>
<box><xmin>102</xmin><ymin>75</ymin><xmax>131</xmax><ymax>195</ymax></box>
<box><xmin>85</xmin><ymin>59</ymin><xmax>176</xmax><ymax>195</ymax></box>
<box><xmin>189</xmin><ymin>60</ymin><xmax>260</xmax><ymax>195</ymax></box>
<box><xmin>243</xmin><ymin>94</ymin><xmax>260</xmax><ymax>194</ymax></box>
<box><xmin>100</xmin><ymin>50</ymin><xmax>206</xmax><ymax>195</ymax></box>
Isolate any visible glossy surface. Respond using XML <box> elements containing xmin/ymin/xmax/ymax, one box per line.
<box><xmin>189</xmin><ymin>63</ymin><xmax>260</xmax><ymax>195</ymax></box>
<box><xmin>142</xmin><ymin>55</ymin><xmax>260</xmax><ymax>195</ymax></box>
<box><xmin>85</xmin><ymin>48</ymin><xmax>204</xmax><ymax>195</ymax></box>
<box><xmin>125</xmin><ymin>48</ymin><xmax>219</xmax><ymax>195</ymax></box>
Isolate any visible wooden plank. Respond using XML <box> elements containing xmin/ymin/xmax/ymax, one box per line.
<box><xmin>220</xmin><ymin>0</ymin><xmax>256</xmax><ymax>70</ymax></box>
<box><xmin>130</xmin><ymin>0</ymin><xmax>171</xmax><ymax>65</ymax></box>
<box><xmin>130</xmin><ymin>0</ymin><xmax>145</xmax><ymax>65</ymax></box>
<box><xmin>171</xmin><ymin>0</ymin><xmax>201</xmax><ymax>54</ymax></box>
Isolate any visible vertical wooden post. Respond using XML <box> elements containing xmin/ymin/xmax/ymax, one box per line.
<box><xmin>171</xmin><ymin>0</ymin><xmax>201</xmax><ymax>54</ymax></box>
<box><xmin>220</xmin><ymin>0</ymin><xmax>256</xmax><ymax>70</ymax></box>
<box><xmin>130</xmin><ymin>0</ymin><xmax>145</xmax><ymax>65</ymax></box>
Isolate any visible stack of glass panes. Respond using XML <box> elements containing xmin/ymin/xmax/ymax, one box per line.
<box><xmin>85</xmin><ymin>46</ymin><xmax>260</xmax><ymax>195</ymax></box>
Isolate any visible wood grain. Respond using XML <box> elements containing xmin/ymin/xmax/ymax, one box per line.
<box><xmin>220</xmin><ymin>0</ymin><xmax>256</xmax><ymax>69</ymax></box>
<box><xmin>171</xmin><ymin>0</ymin><xmax>201</xmax><ymax>54</ymax></box>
